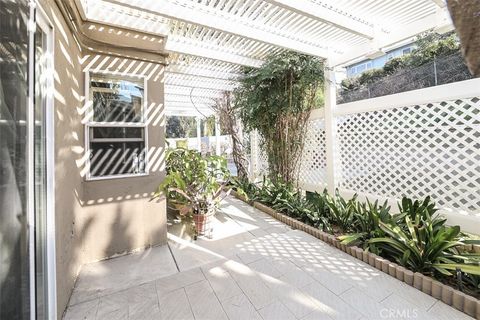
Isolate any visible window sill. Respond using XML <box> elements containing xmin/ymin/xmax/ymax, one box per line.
<box><xmin>85</xmin><ymin>172</ymin><xmax>149</xmax><ymax>182</ymax></box>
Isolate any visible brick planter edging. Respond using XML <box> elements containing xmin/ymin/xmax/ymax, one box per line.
<box><xmin>230</xmin><ymin>191</ymin><xmax>480</xmax><ymax>319</ymax></box>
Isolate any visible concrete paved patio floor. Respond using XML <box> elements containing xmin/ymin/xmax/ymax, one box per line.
<box><xmin>64</xmin><ymin>197</ymin><xmax>473</xmax><ymax>320</ymax></box>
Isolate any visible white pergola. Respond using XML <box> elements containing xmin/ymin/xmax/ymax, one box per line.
<box><xmin>78</xmin><ymin>0</ymin><xmax>453</xmax><ymax>117</ymax></box>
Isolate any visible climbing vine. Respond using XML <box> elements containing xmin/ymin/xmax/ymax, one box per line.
<box><xmin>234</xmin><ymin>51</ymin><xmax>324</xmax><ymax>183</ymax></box>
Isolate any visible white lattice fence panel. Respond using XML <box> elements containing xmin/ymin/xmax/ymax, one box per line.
<box><xmin>298</xmin><ymin>118</ymin><xmax>327</xmax><ymax>191</ymax></box>
<box><xmin>249</xmin><ymin>130</ymin><xmax>269</xmax><ymax>181</ymax></box>
<box><xmin>336</xmin><ymin>97</ymin><xmax>480</xmax><ymax>214</ymax></box>
<box><xmin>258</xmin><ymin>146</ymin><xmax>269</xmax><ymax>178</ymax></box>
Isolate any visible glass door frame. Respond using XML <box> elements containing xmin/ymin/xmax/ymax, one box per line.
<box><xmin>27</xmin><ymin>2</ymin><xmax>57</xmax><ymax>319</ymax></box>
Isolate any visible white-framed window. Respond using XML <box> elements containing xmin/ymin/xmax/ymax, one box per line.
<box><xmin>349</xmin><ymin>61</ymin><xmax>373</xmax><ymax>76</ymax></box>
<box><xmin>85</xmin><ymin>72</ymin><xmax>148</xmax><ymax>180</ymax></box>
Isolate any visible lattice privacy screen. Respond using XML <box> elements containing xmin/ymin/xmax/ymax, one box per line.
<box><xmin>249</xmin><ymin>91</ymin><xmax>479</xmax><ymax>216</ymax></box>
<box><xmin>250</xmin><ymin>130</ymin><xmax>269</xmax><ymax>180</ymax></box>
<box><xmin>298</xmin><ymin>118</ymin><xmax>327</xmax><ymax>188</ymax></box>
<box><xmin>337</xmin><ymin>97</ymin><xmax>480</xmax><ymax>214</ymax></box>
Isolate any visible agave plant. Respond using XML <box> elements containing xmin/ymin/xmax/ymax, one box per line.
<box><xmin>368</xmin><ymin>213</ymin><xmax>480</xmax><ymax>277</ymax></box>
<box><xmin>338</xmin><ymin>199</ymin><xmax>391</xmax><ymax>247</ymax></box>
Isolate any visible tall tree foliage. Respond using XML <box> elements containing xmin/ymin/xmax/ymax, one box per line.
<box><xmin>214</xmin><ymin>92</ymin><xmax>249</xmax><ymax>180</ymax></box>
<box><xmin>447</xmin><ymin>0</ymin><xmax>480</xmax><ymax>76</ymax></box>
<box><xmin>166</xmin><ymin>116</ymin><xmax>197</xmax><ymax>138</ymax></box>
<box><xmin>235</xmin><ymin>51</ymin><xmax>324</xmax><ymax>183</ymax></box>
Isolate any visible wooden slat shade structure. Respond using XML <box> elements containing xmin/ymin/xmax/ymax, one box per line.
<box><xmin>78</xmin><ymin>0</ymin><xmax>457</xmax><ymax>116</ymax></box>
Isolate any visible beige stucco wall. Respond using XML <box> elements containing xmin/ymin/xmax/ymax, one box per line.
<box><xmin>39</xmin><ymin>1</ymin><xmax>85</xmax><ymax>316</ymax></box>
<box><xmin>78</xmin><ymin>53</ymin><xmax>167</xmax><ymax>263</ymax></box>
<box><xmin>38</xmin><ymin>1</ymin><xmax>167</xmax><ymax>317</ymax></box>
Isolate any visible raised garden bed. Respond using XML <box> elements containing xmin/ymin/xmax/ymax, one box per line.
<box><xmin>230</xmin><ymin>190</ymin><xmax>480</xmax><ymax>319</ymax></box>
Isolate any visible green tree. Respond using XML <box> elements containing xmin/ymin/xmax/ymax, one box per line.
<box><xmin>234</xmin><ymin>51</ymin><xmax>324</xmax><ymax>183</ymax></box>
<box><xmin>341</xmin><ymin>31</ymin><xmax>462</xmax><ymax>92</ymax></box>
<box><xmin>166</xmin><ymin>116</ymin><xmax>197</xmax><ymax>138</ymax></box>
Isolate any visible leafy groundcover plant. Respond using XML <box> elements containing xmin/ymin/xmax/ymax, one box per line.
<box><xmin>231</xmin><ymin>177</ymin><xmax>480</xmax><ymax>298</ymax></box>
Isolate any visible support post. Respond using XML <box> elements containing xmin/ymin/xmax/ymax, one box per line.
<box><xmin>215</xmin><ymin>114</ymin><xmax>221</xmax><ymax>155</ymax></box>
<box><xmin>324</xmin><ymin>62</ymin><xmax>337</xmax><ymax>195</ymax></box>
<box><xmin>196</xmin><ymin>116</ymin><xmax>202</xmax><ymax>152</ymax></box>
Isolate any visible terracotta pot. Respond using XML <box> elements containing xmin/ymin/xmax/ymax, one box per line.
<box><xmin>193</xmin><ymin>207</ymin><xmax>215</xmax><ymax>236</ymax></box>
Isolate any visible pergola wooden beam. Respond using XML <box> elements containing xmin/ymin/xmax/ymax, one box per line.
<box><xmin>264</xmin><ymin>0</ymin><xmax>375</xmax><ymax>39</ymax></box>
<box><xmin>167</xmin><ymin>63</ymin><xmax>241</xmax><ymax>81</ymax></box>
<box><xmin>109</xmin><ymin>0</ymin><xmax>330</xmax><ymax>58</ymax></box>
<box><xmin>331</xmin><ymin>7</ymin><xmax>453</xmax><ymax>66</ymax></box>
<box><xmin>431</xmin><ymin>0</ymin><xmax>446</xmax><ymax>7</ymax></box>
<box><xmin>166</xmin><ymin>37</ymin><xmax>263</xmax><ymax>68</ymax></box>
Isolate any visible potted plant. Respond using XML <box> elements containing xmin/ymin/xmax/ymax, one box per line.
<box><xmin>153</xmin><ymin>148</ymin><xmax>231</xmax><ymax>237</ymax></box>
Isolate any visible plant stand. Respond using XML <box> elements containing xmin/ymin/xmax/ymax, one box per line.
<box><xmin>193</xmin><ymin>208</ymin><xmax>215</xmax><ymax>238</ymax></box>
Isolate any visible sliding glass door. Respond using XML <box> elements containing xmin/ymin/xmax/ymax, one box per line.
<box><xmin>0</xmin><ymin>1</ymin><xmax>53</xmax><ymax>319</ymax></box>
<box><xmin>34</xmin><ymin>14</ymin><xmax>51</xmax><ymax>319</ymax></box>
<box><xmin>0</xmin><ymin>0</ymin><xmax>31</xmax><ymax>319</ymax></box>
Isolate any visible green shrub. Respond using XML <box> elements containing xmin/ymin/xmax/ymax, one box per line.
<box><xmin>305</xmin><ymin>191</ymin><xmax>332</xmax><ymax>231</ymax></box>
<box><xmin>153</xmin><ymin>148</ymin><xmax>231</xmax><ymax>215</ymax></box>
<box><xmin>358</xmin><ymin>69</ymin><xmax>385</xmax><ymax>85</ymax></box>
<box><xmin>368</xmin><ymin>212</ymin><xmax>480</xmax><ymax>277</ymax></box>
<box><xmin>383</xmin><ymin>56</ymin><xmax>407</xmax><ymax>74</ymax></box>
<box><xmin>326</xmin><ymin>191</ymin><xmax>357</xmax><ymax>233</ymax></box>
<box><xmin>340</xmin><ymin>32</ymin><xmax>461</xmax><ymax>92</ymax></box>
<box><xmin>392</xmin><ymin>196</ymin><xmax>448</xmax><ymax>234</ymax></box>
<box><xmin>235</xmin><ymin>51</ymin><xmax>324</xmax><ymax>183</ymax></box>
<box><xmin>340</xmin><ymin>77</ymin><xmax>361</xmax><ymax>91</ymax></box>
<box><xmin>232</xmin><ymin>177</ymin><xmax>480</xmax><ymax>292</ymax></box>
<box><xmin>256</xmin><ymin>177</ymin><xmax>299</xmax><ymax>210</ymax></box>
<box><xmin>231</xmin><ymin>177</ymin><xmax>259</xmax><ymax>201</ymax></box>
<box><xmin>459</xmin><ymin>273</ymin><xmax>480</xmax><ymax>298</ymax></box>
<box><xmin>339</xmin><ymin>199</ymin><xmax>391</xmax><ymax>247</ymax></box>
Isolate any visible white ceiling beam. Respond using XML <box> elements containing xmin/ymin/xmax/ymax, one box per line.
<box><xmin>165</xmin><ymin>93</ymin><xmax>222</xmax><ymax>102</ymax></box>
<box><xmin>83</xmin><ymin>0</ymin><xmax>263</xmax><ymax>67</ymax></box>
<box><xmin>165</xmin><ymin>85</ymin><xmax>225</xmax><ymax>98</ymax></box>
<box><xmin>166</xmin><ymin>110</ymin><xmax>214</xmax><ymax>117</ymax></box>
<box><xmin>166</xmin><ymin>73</ymin><xmax>237</xmax><ymax>85</ymax></box>
<box><xmin>430</xmin><ymin>0</ymin><xmax>446</xmax><ymax>7</ymax></box>
<box><xmin>165</xmin><ymin>76</ymin><xmax>236</xmax><ymax>91</ymax></box>
<box><xmin>166</xmin><ymin>107</ymin><xmax>213</xmax><ymax>114</ymax></box>
<box><xmin>110</xmin><ymin>0</ymin><xmax>330</xmax><ymax>58</ymax></box>
<box><xmin>84</xmin><ymin>0</ymin><xmax>170</xmax><ymax>35</ymax></box>
<box><xmin>165</xmin><ymin>105</ymin><xmax>214</xmax><ymax>113</ymax></box>
<box><xmin>165</xmin><ymin>101</ymin><xmax>214</xmax><ymax>110</ymax></box>
<box><xmin>165</xmin><ymin>96</ymin><xmax>217</xmax><ymax>106</ymax></box>
<box><xmin>166</xmin><ymin>37</ymin><xmax>263</xmax><ymax>68</ymax></box>
<box><xmin>167</xmin><ymin>63</ymin><xmax>241</xmax><ymax>81</ymax></box>
<box><xmin>264</xmin><ymin>0</ymin><xmax>374</xmax><ymax>39</ymax></box>
<box><xmin>331</xmin><ymin>8</ymin><xmax>453</xmax><ymax>66</ymax></box>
